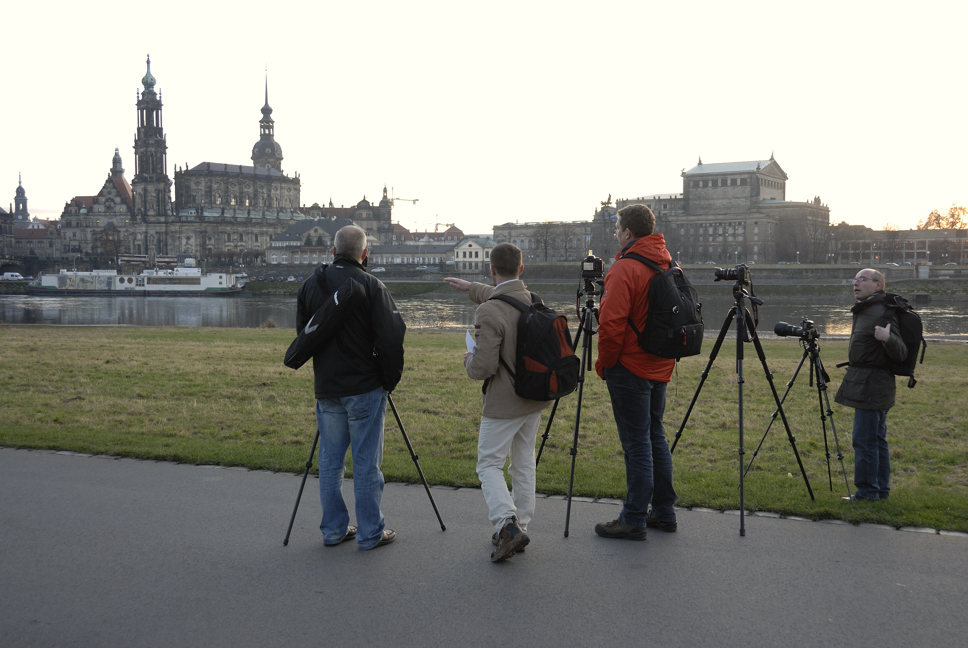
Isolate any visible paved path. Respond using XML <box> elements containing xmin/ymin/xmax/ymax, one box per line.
<box><xmin>2</xmin><ymin>447</ymin><xmax>966</xmax><ymax>647</ymax></box>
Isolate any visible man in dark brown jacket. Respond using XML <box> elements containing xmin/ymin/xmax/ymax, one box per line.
<box><xmin>445</xmin><ymin>243</ymin><xmax>550</xmax><ymax>562</ymax></box>
<box><xmin>834</xmin><ymin>268</ymin><xmax>907</xmax><ymax>501</ymax></box>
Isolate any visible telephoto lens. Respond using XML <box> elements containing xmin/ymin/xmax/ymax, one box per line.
<box><xmin>774</xmin><ymin>321</ymin><xmax>806</xmax><ymax>338</ymax></box>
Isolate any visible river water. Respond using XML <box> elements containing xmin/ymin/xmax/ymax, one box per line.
<box><xmin>3</xmin><ymin>293</ymin><xmax>968</xmax><ymax>339</ymax></box>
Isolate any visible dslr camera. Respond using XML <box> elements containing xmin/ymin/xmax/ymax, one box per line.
<box><xmin>581</xmin><ymin>253</ymin><xmax>604</xmax><ymax>280</ymax></box>
<box><xmin>714</xmin><ymin>264</ymin><xmax>751</xmax><ymax>285</ymax></box>
<box><xmin>774</xmin><ymin>318</ymin><xmax>819</xmax><ymax>342</ymax></box>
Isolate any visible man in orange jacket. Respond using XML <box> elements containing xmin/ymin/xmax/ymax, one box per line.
<box><xmin>594</xmin><ymin>204</ymin><xmax>678</xmax><ymax>541</ymax></box>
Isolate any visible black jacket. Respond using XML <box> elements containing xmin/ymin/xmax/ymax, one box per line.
<box><xmin>834</xmin><ymin>291</ymin><xmax>908</xmax><ymax>411</ymax></box>
<box><xmin>296</xmin><ymin>256</ymin><xmax>406</xmax><ymax>399</ymax></box>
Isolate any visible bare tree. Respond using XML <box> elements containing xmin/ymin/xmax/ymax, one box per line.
<box><xmin>917</xmin><ymin>204</ymin><xmax>967</xmax><ymax>230</ymax></box>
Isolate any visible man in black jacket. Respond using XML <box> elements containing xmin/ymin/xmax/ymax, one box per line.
<box><xmin>834</xmin><ymin>268</ymin><xmax>907</xmax><ymax>501</ymax></box>
<box><xmin>296</xmin><ymin>225</ymin><xmax>406</xmax><ymax>549</ymax></box>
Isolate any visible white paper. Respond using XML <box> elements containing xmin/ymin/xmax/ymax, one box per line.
<box><xmin>465</xmin><ymin>330</ymin><xmax>477</xmax><ymax>354</ymax></box>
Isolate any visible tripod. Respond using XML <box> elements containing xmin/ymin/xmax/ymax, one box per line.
<box><xmin>283</xmin><ymin>393</ymin><xmax>445</xmax><ymax>546</ymax></box>
<box><xmin>535</xmin><ymin>278</ymin><xmax>601</xmax><ymax>538</ymax></box>
<box><xmin>670</xmin><ymin>282</ymin><xmax>814</xmax><ymax>536</ymax></box>
<box><xmin>746</xmin><ymin>332</ymin><xmax>851</xmax><ymax>497</ymax></box>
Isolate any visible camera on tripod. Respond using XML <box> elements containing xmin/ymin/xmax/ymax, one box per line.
<box><xmin>581</xmin><ymin>253</ymin><xmax>604</xmax><ymax>280</ymax></box>
<box><xmin>713</xmin><ymin>264</ymin><xmax>751</xmax><ymax>285</ymax></box>
<box><xmin>774</xmin><ymin>318</ymin><xmax>819</xmax><ymax>343</ymax></box>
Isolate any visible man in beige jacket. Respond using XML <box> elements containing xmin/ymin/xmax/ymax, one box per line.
<box><xmin>445</xmin><ymin>243</ymin><xmax>550</xmax><ymax>562</ymax></box>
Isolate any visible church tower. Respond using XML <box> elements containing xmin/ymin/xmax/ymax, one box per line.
<box><xmin>132</xmin><ymin>55</ymin><xmax>173</xmax><ymax>231</ymax></box>
<box><xmin>251</xmin><ymin>79</ymin><xmax>284</xmax><ymax>171</ymax></box>
<box><xmin>14</xmin><ymin>173</ymin><xmax>29</xmax><ymax>224</ymax></box>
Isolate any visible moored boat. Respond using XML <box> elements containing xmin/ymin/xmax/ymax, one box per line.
<box><xmin>28</xmin><ymin>266</ymin><xmax>242</xmax><ymax>296</ymax></box>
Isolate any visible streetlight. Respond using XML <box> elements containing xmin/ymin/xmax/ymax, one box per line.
<box><xmin>73</xmin><ymin>255</ymin><xmax>80</xmax><ymax>272</ymax></box>
<box><xmin>796</xmin><ymin>250</ymin><xmax>800</xmax><ymax>264</ymax></box>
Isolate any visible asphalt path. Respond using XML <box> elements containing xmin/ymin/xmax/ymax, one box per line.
<box><xmin>2</xmin><ymin>447</ymin><xmax>966</xmax><ymax>647</ymax></box>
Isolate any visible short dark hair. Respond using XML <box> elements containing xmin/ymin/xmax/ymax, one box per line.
<box><xmin>490</xmin><ymin>242</ymin><xmax>522</xmax><ymax>278</ymax></box>
<box><xmin>617</xmin><ymin>204</ymin><xmax>656</xmax><ymax>238</ymax></box>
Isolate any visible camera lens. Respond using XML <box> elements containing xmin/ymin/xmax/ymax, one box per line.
<box><xmin>774</xmin><ymin>322</ymin><xmax>805</xmax><ymax>338</ymax></box>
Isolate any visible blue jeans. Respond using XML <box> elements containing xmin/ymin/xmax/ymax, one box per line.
<box><xmin>604</xmin><ymin>363</ymin><xmax>677</xmax><ymax>526</ymax></box>
<box><xmin>316</xmin><ymin>388</ymin><xmax>388</xmax><ymax>549</ymax></box>
<box><xmin>852</xmin><ymin>408</ymin><xmax>890</xmax><ymax>500</ymax></box>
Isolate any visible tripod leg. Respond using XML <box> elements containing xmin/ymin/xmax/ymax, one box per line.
<box><xmin>736</xmin><ymin>307</ymin><xmax>747</xmax><ymax>537</ymax></box>
<box><xmin>811</xmin><ymin>354</ymin><xmax>834</xmax><ymax>490</ymax></box>
<box><xmin>813</xmin><ymin>353</ymin><xmax>852</xmax><ymax>497</ymax></box>
<box><xmin>283</xmin><ymin>430</ymin><xmax>320</xmax><ymax>546</ymax></box>
<box><xmin>564</xmin><ymin>306</ymin><xmax>595</xmax><ymax>538</ymax></box>
<box><xmin>535</xmin><ymin>399</ymin><xmax>559</xmax><ymax>467</ymax></box>
<box><xmin>745</xmin><ymin>348</ymin><xmax>809</xmax><ymax>477</ymax></box>
<box><xmin>670</xmin><ymin>307</ymin><xmax>736</xmax><ymax>453</ymax></box>
<box><xmin>746</xmin><ymin>316</ymin><xmax>815</xmax><ymax>501</ymax></box>
<box><xmin>387</xmin><ymin>395</ymin><xmax>446</xmax><ymax>531</ymax></box>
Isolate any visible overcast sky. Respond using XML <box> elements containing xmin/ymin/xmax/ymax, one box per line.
<box><xmin>4</xmin><ymin>1</ymin><xmax>965</xmax><ymax>238</ymax></box>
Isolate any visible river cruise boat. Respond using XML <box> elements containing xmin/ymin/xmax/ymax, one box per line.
<box><xmin>28</xmin><ymin>267</ymin><xmax>242</xmax><ymax>296</ymax></box>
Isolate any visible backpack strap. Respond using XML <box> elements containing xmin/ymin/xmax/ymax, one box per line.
<box><xmin>486</xmin><ymin>293</ymin><xmax>536</xmax><ymax>382</ymax></box>
<box><xmin>617</xmin><ymin>252</ymin><xmax>671</xmax><ymax>339</ymax></box>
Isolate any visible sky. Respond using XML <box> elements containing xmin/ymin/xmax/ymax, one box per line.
<box><xmin>4</xmin><ymin>1</ymin><xmax>965</xmax><ymax>237</ymax></box>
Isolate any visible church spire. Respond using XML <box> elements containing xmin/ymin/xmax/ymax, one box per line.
<box><xmin>251</xmin><ymin>74</ymin><xmax>284</xmax><ymax>171</ymax></box>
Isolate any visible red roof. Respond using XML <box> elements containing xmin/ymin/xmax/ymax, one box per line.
<box><xmin>112</xmin><ymin>175</ymin><xmax>134</xmax><ymax>208</ymax></box>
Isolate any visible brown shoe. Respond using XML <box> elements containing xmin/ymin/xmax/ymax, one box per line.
<box><xmin>490</xmin><ymin>517</ymin><xmax>529</xmax><ymax>562</ymax></box>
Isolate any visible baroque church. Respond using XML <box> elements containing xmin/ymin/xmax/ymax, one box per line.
<box><xmin>58</xmin><ymin>57</ymin><xmax>394</xmax><ymax>264</ymax></box>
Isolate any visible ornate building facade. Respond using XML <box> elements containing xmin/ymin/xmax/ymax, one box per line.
<box><xmin>57</xmin><ymin>58</ymin><xmax>393</xmax><ymax>266</ymax></box>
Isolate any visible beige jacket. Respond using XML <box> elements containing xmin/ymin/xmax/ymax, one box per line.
<box><xmin>465</xmin><ymin>280</ymin><xmax>550</xmax><ymax>419</ymax></box>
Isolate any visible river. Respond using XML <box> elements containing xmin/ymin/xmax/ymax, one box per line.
<box><xmin>3</xmin><ymin>293</ymin><xmax>968</xmax><ymax>339</ymax></box>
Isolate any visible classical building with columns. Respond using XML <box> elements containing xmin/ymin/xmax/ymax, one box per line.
<box><xmin>616</xmin><ymin>156</ymin><xmax>830</xmax><ymax>264</ymax></box>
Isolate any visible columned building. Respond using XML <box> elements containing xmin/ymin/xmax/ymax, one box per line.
<box><xmin>618</xmin><ymin>156</ymin><xmax>830</xmax><ymax>264</ymax></box>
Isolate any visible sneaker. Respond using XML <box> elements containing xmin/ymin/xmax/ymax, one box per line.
<box><xmin>595</xmin><ymin>519</ymin><xmax>647</xmax><ymax>541</ymax></box>
<box><xmin>645</xmin><ymin>513</ymin><xmax>678</xmax><ymax>533</ymax></box>
<box><xmin>490</xmin><ymin>517</ymin><xmax>530</xmax><ymax>562</ymax></box>
<box><xmin>369</xmin><ymin>529</ymin><xmax>396</xmax><ymax>549</ymax></box>
<box><xmin>324</xmin><ymin>525</ymin><xmax>357</xmax><ymax>547</ymax></box>
<box><xmin>492</xmin><ymin>531</ymin><xmax>525</xmax><ymax>553</ymax></box>
<box><xmin>842</xmin><ymin>495</ymin><xmax>878</xmax><ymax>502</ymax></box>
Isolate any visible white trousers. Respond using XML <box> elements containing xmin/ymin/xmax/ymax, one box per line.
<box><xmin>476</xmin><ymin>412</ymin><xmax>542</xmax><ymax>533</ymax></box>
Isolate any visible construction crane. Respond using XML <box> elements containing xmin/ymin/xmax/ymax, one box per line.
<box><xmin>434</xmin><ymin>217</ymin><xmax>455</xmax><ymax>233</ymax></box>
<box><xmin>389</xmin><ymin>187</ymin><xmax>419</xmax><ymax>206</ymax></box>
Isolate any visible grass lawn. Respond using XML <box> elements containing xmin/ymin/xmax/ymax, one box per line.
<box><xmin>1</xmin><ymin>325</ymin><xmax>966</xmax><ymax>532</ymax></box>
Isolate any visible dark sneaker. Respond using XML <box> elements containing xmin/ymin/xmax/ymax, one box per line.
<box><xmin>595</xmin><ymin>519</ymin><xmax>647</xmax><ymax>541</ymax></box>
<box><xmin>490</xmin><ymin>517</ymin><xmax>530</xmax><ymax>562</ymax></box>
<box><xmin>645</xmin><ymin>513</ymin><xmax>678</xmax><ymax>533</ymax></box>
<box><xmin>324</xmin><ymin>525</ymin><xmax>358</xmax><ymax>547</ymax></box>
<box><xmin>842</xmin><ymin>495</ymin><xmax>878</xmax><ymax>502</ymax></box>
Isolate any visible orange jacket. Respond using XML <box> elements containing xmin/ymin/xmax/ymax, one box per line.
<box><xmin>595</xmin><ymin>234</ymin><xmax>677</xmax><ymax>382</ymax></box>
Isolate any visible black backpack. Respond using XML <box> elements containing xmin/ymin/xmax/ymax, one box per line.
<box><xmin>487</xmin><ymin>293</ymin><xmax>580</xmax><ymax>401</ymax></box>
<box><xmin>620</xmin><ymin>252</ymin><xmax>704</xmax><ymax>360</ymax></box>
<box><xmin>881</xmin><ymin>293</ymin><xmax>927</xmax><ymax>388</ymax></box>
